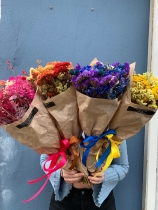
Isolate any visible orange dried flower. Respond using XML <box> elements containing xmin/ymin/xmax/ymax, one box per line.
<box><xmin>29</xmin><ymin>61</ymin><xmax>73</xmax><ymax>100</ymax></box>
<box><xmin>44</xmin><ymin>61</ymin><xmax>57</xmax><ymax>71</ymax></box>
<box><xmin>36</xmin><ymin>70</ymin><xmax>55</xmax><ymax>86</ymax></box>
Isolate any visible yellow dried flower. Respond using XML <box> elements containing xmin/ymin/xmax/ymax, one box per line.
<box><xmin>131</xmin><ymin>72</ymin><xmax>158</xmax><ymax>109</ymax></box>
<box><xmin>152</xmin><ymin>86</ymin><xmax>158</xmax><ymax>100</ymax></box>
<box><xmin>57</xmin><ymin>72</ymin><xmax>67</xmax><ymax>80</ymax></box>
<box><xmin>28</xmin><ymin>65</ymin><xmax>45</xmax><ymax>81</ymax></box>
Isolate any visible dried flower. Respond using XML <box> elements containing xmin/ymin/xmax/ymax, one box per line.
<box><xmin>6</xmin><ymin>60</ymin><xmax>16</xmax><ymax>75</ymax></box>
<box><xmin>131</xmin><ymin>72</ymin><xmax>158</xmax><ymax>109</ymax></box>
<box><xmin>28</xmin><ymin>61</ymin><xmax>73</xmax><ymax>100</ymax></box>
<box><xmin>0</xmin><ymin>75</ymin><xmax>36</xmax><ymax>125</ymax></box>
<box><xmin>70</xmin><ymin>62</ymin><xmax>130</xmax><ymax>99</ymax></box>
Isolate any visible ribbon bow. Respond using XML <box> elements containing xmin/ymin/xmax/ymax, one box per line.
<box><xmin>23</xmin><ymin>136</ymin><xmax>80</xmax><ymax>203</ymax></box>
<box><xmin>95</xmin><ymin>134</ymin><xmax>121</xmax><ymax>173</ymax></box>
<box><xmin>80</xmin><ymin>129</ymin><xmax>116</xmax><ymax>166</ymax></box>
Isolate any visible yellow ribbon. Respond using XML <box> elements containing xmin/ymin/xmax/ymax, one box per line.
<box><xmin>95</xmin><ymin>134</ymin><xmax>121</xmax><ymax>176</ymax></box>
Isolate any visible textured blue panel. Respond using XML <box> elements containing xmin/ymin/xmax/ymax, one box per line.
<box><xmin>0</xmin><ymin>0</ymin><xmax>150</xmax><ymax>209</ymax></box>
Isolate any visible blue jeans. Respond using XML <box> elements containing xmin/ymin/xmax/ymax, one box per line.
<box><xmin>49</xmin><ymin>187</ymin><xmax>116</xmax><ymax>210</ymax></box>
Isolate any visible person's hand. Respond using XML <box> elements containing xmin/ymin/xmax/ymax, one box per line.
<box><xmin>88</xmin><ymin>172</ymin><xmax>104</xmax><ymax>184</ymax></box>
<box><xmin>61</xmin><ymin>169</ymin><xmax>84</xmax><ymax>184</ymax></box>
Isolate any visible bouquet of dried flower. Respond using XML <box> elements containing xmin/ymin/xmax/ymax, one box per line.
<box><xmin>109</xmin><ymin>64</ymin><xmax>157</xmax><ymax>141</ymax></box>
<box><xmin>28</xmin><ymin>61</ymin><xmax>84</xmax><ymax>173</ymax></box>
<box><xmin>70</xmin><ymin>58</ymin><xmax>130</xmax><ymax>176</ymax></box>
<box><xmin>16</xmin><ymin>61</ymin><xmax>90</xmax><ymax>202</ymax></box>
<box><xmin>0</xmin><ymin>75</ymin><xmax>60</xmax><ymax>154</ymax></box>
<box><xmin>131</xmin><ymin>72</ymin><xmax>158</xmax><ymax>109</ymax></box>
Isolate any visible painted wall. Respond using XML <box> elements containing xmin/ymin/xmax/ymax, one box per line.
<box><xmin>0</xmin><ymin>0</ymin><xmax>150</xmax><ymax>210</ymax></box>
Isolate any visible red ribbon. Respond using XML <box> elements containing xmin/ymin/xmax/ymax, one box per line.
<box><xmin>23</xmin><ymin>139</ymin><xmax>69</xmax><ymax>203</ymax></box>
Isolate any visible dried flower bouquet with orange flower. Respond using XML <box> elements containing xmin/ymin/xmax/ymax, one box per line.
<box><xmin>109</xmin><ymin>63</ymin><xmax>157</xmax><ymax>141</ymax></box>
<box><xmin>28</xmin><ymin>61</ymin><xmax>84</xmax><ymax>173</ymax></box>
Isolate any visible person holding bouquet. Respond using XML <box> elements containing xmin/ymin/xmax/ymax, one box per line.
<box><xmin>40</xmin><ymin>141</ymin><xmax>129</xmax><ymax>210</ymax></box>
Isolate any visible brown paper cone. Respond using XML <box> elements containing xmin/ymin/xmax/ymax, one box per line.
<box><xmin>109</xmin><ymin>62</ymin><xmax>157</xmax><ymax>141</ymax></box>
<box><xmin>76</xmin><ymin>90</ymin><xmax>120</xmax><ymax>172</ymax></box>
<box><xmin>90</xmin><ymin>58</ymin><xmax>98</xmax><ymax>66</ymax></box>
<box><xmin>42</xmin><ymin>86</ymin><xmax>85</xmax><ymax>172</ymax></box>
<box><xmin>2</xmin><ymin>92</ymin><xmax>60</xmax><ymax>154</ymax></box>
<box><xmin>42</xmin><ymin>86</ymin><xmax>81</xmax><ymax>139</ymax></box>
<box><xmin>76</xmin><ymin>91</ymin><xmax>120</xmax><ymax>136</ymax></box>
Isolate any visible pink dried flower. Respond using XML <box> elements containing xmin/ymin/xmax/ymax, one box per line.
<box><xmin>6</xmin><ymin>60</ymin><xmax>16</xmax><ymax>75</ymax></box>
<box><xmin>0</xmin><ymin>75</ymin><xmax>36</xmax><ymax>125</ymax></box>
<box><xmin>22</xmin><ymin>70</ymin><xmax>29</xmax><ymax>76</ymax></box>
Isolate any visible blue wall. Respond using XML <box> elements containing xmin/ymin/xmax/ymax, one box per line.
<box><xmin>0</xmin><ymin>0</ymin><xmax>150</xmax><ymax>209</ymax></box>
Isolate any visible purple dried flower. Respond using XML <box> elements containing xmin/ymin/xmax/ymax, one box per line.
<box><xmin>112</xmin><ymin>62</ymin><xmax>120</xmax><ymax>68</ymax></box>
<box><xmin>90</xmin><ymin>69</ymin><xmax>99</xmax><ymax>77</ymax></box>
<box><xmin>100</xmin><ymin>75</ymin><xmax>113</xmax><ymax>85</ymax></box>
<box><xmin>81</xmin><ymin>80</ymin><xmax>90</xmax><ymax>89</ymax></box>
<box><xmin>89</xmin><ymin>77</ymin><xmax>100</xmax><ymax>87</ymax></box>
<box><xmin>71</xmin><ymin>61</ymin><xmax>130</xmax><ymax>99</ymax></box>
<box><xmin>75</xmin><ymin>63</ymin><xmax>81</xmax><ymax>70</ymax></box>
<box><xmin>82</xmin><ymin>70</ymin><xmax>91</xmax><ymax>77</ymax></box>
<box><xmin>71</xmin><ymin>75</ymin><xmax>77</xmax><ymax>83</ymax></box>
<box><xmin>109</xmin><ymin>76</ymin><xmax>119</xmax><ymax>88</ymax></box>
<box><xmin>124</xmin><ymin>62</ymin><xmax>130</xmax><ymax>75</ymax></box>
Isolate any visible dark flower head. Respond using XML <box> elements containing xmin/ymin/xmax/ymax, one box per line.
<box><xmin>70</xmin><ymin>69</ymin><xmax>79</xmax><ymax>75</ymax></box>
<box><xmin>97</xmin><ymin>69</ymin><xmax>104</xmax><ymax>76</ymax></box>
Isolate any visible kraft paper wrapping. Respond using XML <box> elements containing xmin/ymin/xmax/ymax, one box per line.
<box><xmin>76</xmin><ymin>90</ymin><xmax>120</xmax><ymax>173</ymax></box>
<box><xmin>42</xmin><ymin>86</ymin><xmax>87</xmax><ymax>174</ymax></box>
<box><xmin>109</xmin><ymin>62</ymin><xmax>157</xmax><ymax>141</ymax></box>
<box><xmin>2</xmin><ymin>92</ymin><xmax>60</xmax><ymax>154</ymax></box>
<box><xmin>43</xmin><ymin>86</ymin><xmax>80</xmax><ymax>139</ymax></box>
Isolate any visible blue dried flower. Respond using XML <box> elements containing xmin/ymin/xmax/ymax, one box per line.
<box><xmin>94</xmin><ymin>61</ymin><xmax>105</xmax><ymax>70</ymax></box>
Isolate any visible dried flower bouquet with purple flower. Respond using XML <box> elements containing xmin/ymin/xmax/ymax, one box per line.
<box><xmin>70</xmin><ymin>58</ymin><xmax>130</xmax><ymax>174</ymax></box>
<box><xmin>71</xmin><ymin>60</ymin><xmax>130</xmax><ymax>100</ymax></box>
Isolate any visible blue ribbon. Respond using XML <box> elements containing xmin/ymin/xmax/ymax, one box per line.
<box><xmin>80</xmin><ymin>129</ymin><xmax>116</xmax><ymax>166</ymax></box>
<box><xmin>95</xmin><ymin>140</ymin><xmax>111</xmax><ymax>168</ymax></box>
